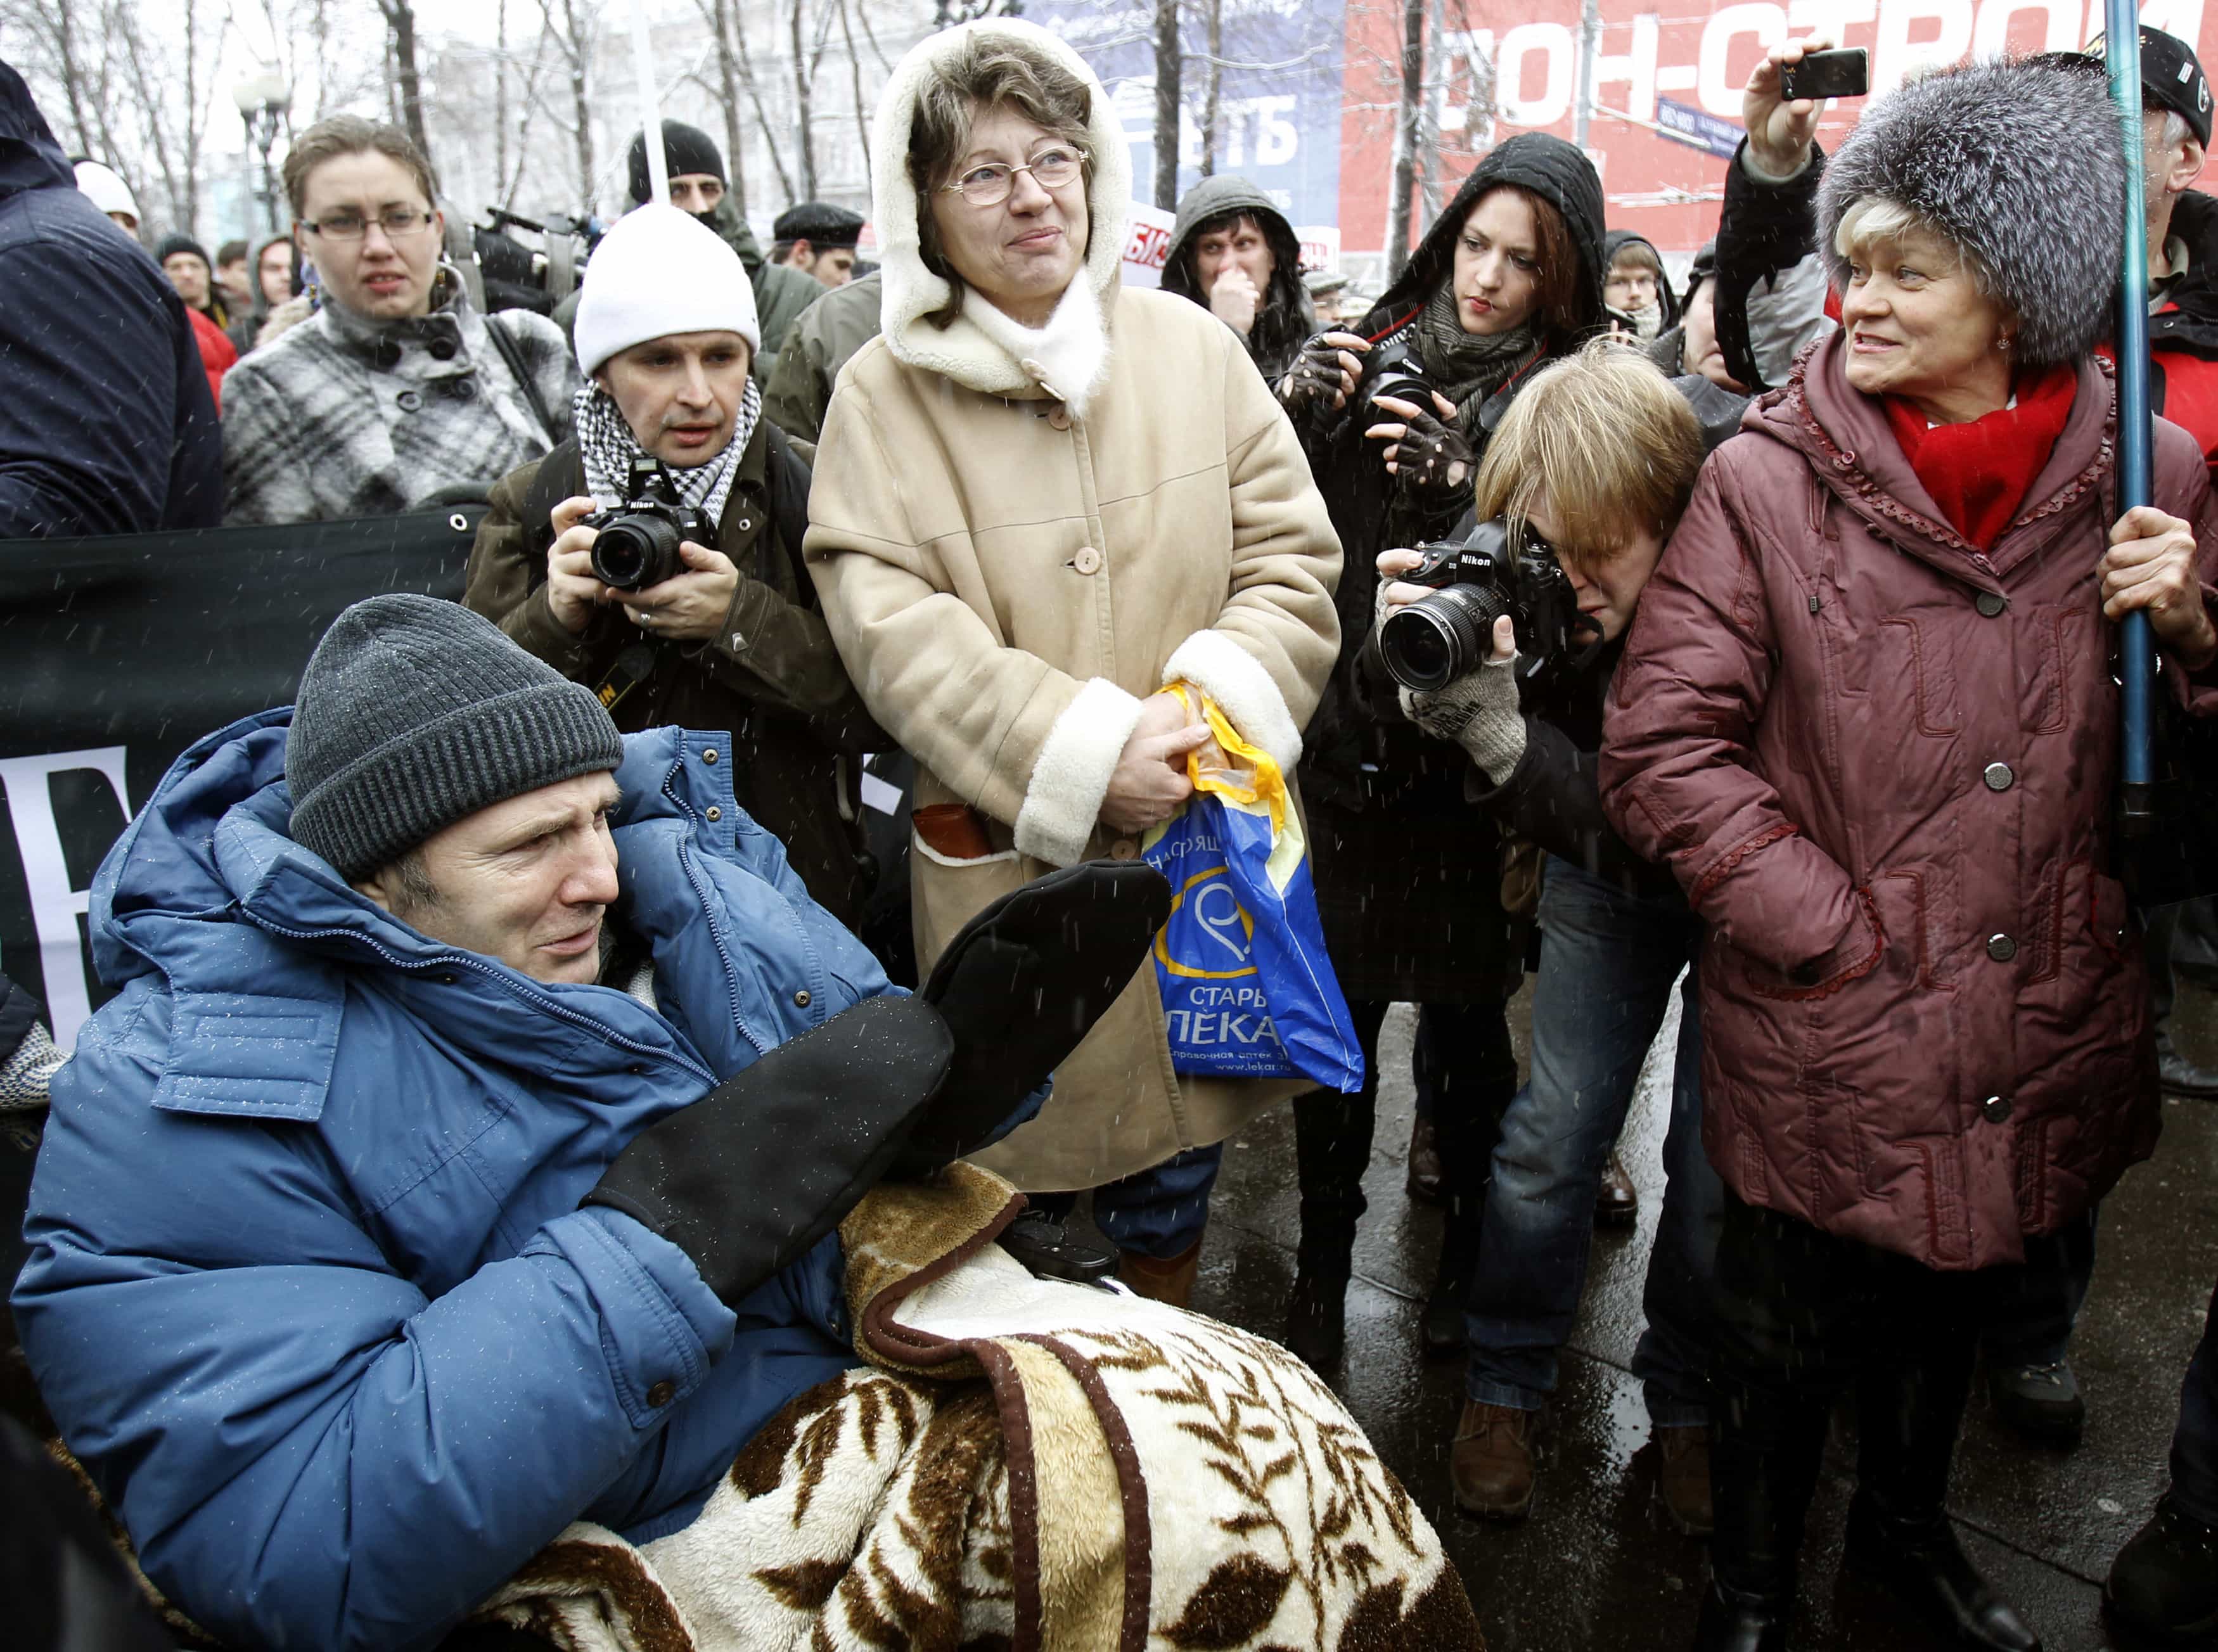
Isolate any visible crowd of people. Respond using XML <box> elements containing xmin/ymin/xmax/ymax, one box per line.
<box><xmin>3</xmin><ymin>14</ymin><xmax>2218</xmax><ymax>1652</ymax></box>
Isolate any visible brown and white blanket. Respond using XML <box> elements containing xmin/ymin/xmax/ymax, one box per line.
<box><xmin>472</xmin><ymin>1165</ymin><xmax>1484</xmax><ymax>1651</ymax></box>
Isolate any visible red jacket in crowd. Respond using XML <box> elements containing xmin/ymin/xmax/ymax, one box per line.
<box><xmin>1601</xmin><ymin>338</ymin><xmax>2218</xmax><ymax>1271</ymax></box>
<box><xmin>184</xmin><ymin>304</ymin><xmax>235</xmax><ymax>413</ymax></box>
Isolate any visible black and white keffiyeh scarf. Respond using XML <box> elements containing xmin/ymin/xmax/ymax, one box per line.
<box><xmin>572</xmin><ymin>376</ymin><xmax>761</xmax><ymax>528</ymax></box>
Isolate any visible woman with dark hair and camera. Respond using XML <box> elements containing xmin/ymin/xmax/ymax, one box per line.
<box><xmin>805</xmin><ymin>19</ymin><xmax>1341</xmax><ymax>1304</ymax></box>
<box><xmin>1275</xmin><ymin>133</ymin><xmax>1607</xmax><ymax>1370</ymax></box>
<box><xmin>1601</xmin><ymin>58</ymin><xmax>2218</xmax><ymax>1651</ymax></box>
<box><xmin>465</xmin><ymin>202</ymin><xmax>883</xmax><ymax>930</ymax></box>
<box><xmin>1376</xmin><ymin>338</ymin><xmax>1725</xmax><ymax>1532</ymax></box>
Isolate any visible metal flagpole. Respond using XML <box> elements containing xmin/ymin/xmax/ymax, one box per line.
<box><xmin>630</xmin><ymin>0</ymin><xmax>670</xmax><ymax>208</ymax></box>
<box><xmin>2108</xmin><ymin>4</ymin><xmax>2157</xmax><ymax>824</ymax></box>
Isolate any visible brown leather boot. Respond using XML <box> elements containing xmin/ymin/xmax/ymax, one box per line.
<box><xmin>1656</xmin><ymin>1423</ymin><xmax>1715</xmax><ymax>1536</ymax></box>
<box><xmin>1451</xmin><ymin>1399</ymin><xmax>1542</xmax><ymax>1519</ymax></box>
<box><xmin>1595</xmin><ymin>1148</ymin><xmax>1639</xmax><ymax>1228</ymax></box>
<box><xmin>1117</xmin><ymin>1239</ymin><xmax>1202</xmax><ymax>1309</ymax></box>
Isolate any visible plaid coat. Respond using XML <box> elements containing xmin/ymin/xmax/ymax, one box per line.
<box><xmin>220</xmin><ymin>285</ymin><xmax>579</xmax><ymax>525</ymax></box>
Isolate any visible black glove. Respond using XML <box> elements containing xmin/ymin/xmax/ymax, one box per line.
<box><xmin>1282</xmin><ymin>332</ymin><xmax>1360</xmax><ymax>413</ymax></box>
<box><xmin>584</xmin><ymin>994</ymin><xmax>954</xmax><ymax>1305</ymax></box>
<box><xmin>1390</xmin><ymin>402</ymin><xmax>1476</xmax><ymax>494</ymax></box>
<box><xmin>899</xmin><ymin>859</ymin><xmax>1174</xmax><ymax>1176</ymax></box>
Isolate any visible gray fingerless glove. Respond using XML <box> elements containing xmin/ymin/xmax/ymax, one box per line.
<box><xmin>1400</xmin><ymin>658</ymin><xmax>1527</xmax><ymax>783</ymax></box>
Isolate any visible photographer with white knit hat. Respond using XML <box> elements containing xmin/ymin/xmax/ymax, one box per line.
<box><xmin>466</xmin><ymin>203</ymin><xmax>883</xmax><ymax>928</ymax></box>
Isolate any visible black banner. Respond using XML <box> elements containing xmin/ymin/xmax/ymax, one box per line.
<box><xmin>1</xmin><ymin>508</ymin><xmax>483</xmax><ymax>1046</ymax></box>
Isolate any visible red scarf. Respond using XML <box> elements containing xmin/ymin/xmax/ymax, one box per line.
<box><xmin>1882</xmin><ymin>363</ymin><xmax>2079</xmax><ymax>551</ymax></box>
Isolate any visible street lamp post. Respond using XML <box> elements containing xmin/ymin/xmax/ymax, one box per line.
<box><xmin>233</xmin><ymin>70</ymin><xmax>292</xmax><ymax>236</ymax></box>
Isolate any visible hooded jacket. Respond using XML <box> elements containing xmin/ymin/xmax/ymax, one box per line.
<box><xmin>1292</xmin><ymin>134</ymin><xmax>1604</xmax><ymax>1001</ymax></box>
<box><xmin>226</xmin><ymin>230</ymin><xmax>295</xmax><ymax>356</ymax></box>
<box><xmin>806</xmin><ymin>17</ymin><xmax>1342</xmax><ymax>1188</ymax></box>
<box><xmin>1160</xmin><ymin>173</ymin><xmax>1317</xmax><ymax>385</ymax></box>
<box><xmin>0</xmin><ymin>61</ymin><xmax>219</xmax><ymax>536</ymax></box>
<box><xmin>1601</xmin><ymin>336</ymin><xmax>2218</xmax><ymax>1269</ymax></box>
<box><xmin>13</xmin><ymin>716</ymin><xmax>896</xmax><ymax>1650</ymax></box>
<box><xmin>1601</xmin><ymin>227</ymin><xmax>1679</xmax><ymax>336</ymax></box>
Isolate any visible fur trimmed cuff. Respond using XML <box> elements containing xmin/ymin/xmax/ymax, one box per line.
<box><xmin>1013</xmin><ymin>677</ymin><xmax>1146</xmax><ymax>867</ymax></box>
<box><xmin>1162</xmin><ymin>631</ymin><xmax>1303</xmax><ymax>771</ymax></box>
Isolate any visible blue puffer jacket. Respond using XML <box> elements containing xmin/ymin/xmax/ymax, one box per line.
<box><xmin>14</xmin><ymin>712</ymin><xmax>902</xmax><ymax>1651</ymax></box>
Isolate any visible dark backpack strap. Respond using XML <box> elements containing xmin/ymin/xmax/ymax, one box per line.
<box><xmin>760</xmin><ymin>419</ymin><xmax>816</xmax><ymax>602</ymax></box>
<box><xmin>484</xmin><ymin>311</ymin><xmax>562</xmax><ymax>448</ymax></box>
<box><xmin>519</xmin><ymin>442</ymin><xmax>587</xmax><ymax>592</ymax></box>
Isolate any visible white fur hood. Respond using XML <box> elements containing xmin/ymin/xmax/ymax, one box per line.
<box><xmin>868</xmin><ymin>16</ymin><xmax>1132</xmax><ymax>413</ymax></box>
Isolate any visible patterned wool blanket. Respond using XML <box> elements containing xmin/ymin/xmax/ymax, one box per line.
<box><xmin>471</xmin><ymin>1165</ymin><xmax>1484</xmax><ymax>1651</ymax></box>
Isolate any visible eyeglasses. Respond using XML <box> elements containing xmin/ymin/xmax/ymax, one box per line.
<box><xmin>300</xmin><ymin>207</ymin><xmax>435</xmax><ymax>241</ymax></box>
<box><xmin>941</xmin><ymin>146</ymin><xmax>1086</xmax><ymax>207</ymax></box>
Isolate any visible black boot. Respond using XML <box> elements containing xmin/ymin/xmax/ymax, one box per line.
<box><xmin>1703</xmin><ymin>1378</ymin><xmax>1829</xmax><ymax>1652</ymax></box>
<box><xmin>1423</xmin><ymin>1210</ymin><xmax>1479</xmax><ymax>1356</ymax></box>
<box><xmin>1850</xmin><ymin>1351</ymin><xmax>2041</xmax><ymax>1652</ymax></box>
<box><xmin>999</xmin><ymin>1210</ymin><xmax>1117</xmax><ymax>1283</ymax></box>
<box><xmin>1846</xmin><ymin>1495</ymin><xmax>2039</xmax><ymax>1651</ymax></box>
<box><xmin>1291</xmin><ymin>1080</ymin><xmax>1369</xmax><ymax>1366</ymax></box>
<box><xmin>1691</xmin><ymin>1582</ymin><xmax>1787</xmax><ymax>1652</ymax></box>
<box><xmin>1284</xmin><ymin>1269</ymin><xmax>1348</xmax><ymax>1370</ymax></box>
<box><xmin>2105</xmin><ymin>1494</ymin><xmax>2218</xmax><ymax>1644</ymax></box>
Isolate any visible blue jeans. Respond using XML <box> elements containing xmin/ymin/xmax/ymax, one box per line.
<box><xmin>1029</xmin><ymin>1143</ymin><xmax>1224</xmax><ymax>1260</ymax></box>
<box><xmin>1465</xmin><ymin>855</ymin><xmax>1719</xmax><ymax>1428</ymax></box>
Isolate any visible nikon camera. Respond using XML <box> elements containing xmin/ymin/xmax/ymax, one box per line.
<box><xmin>1376</xmin><ymin>518</ymin><xmax>1580</xmax><ymax>693</ymax></box>
<box><xmin>586</xmin><ymin>457</ymin><xmax>710</xmax><ymax>592</ymax></box>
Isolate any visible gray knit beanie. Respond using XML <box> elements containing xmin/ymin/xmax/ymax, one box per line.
<box><xmin>1817</xmin><ymin>57</ymin><xmax>2125</xmax><ymax>369</ymax></box>
<box><xmin>286</xmin><ymin>594</ymin><xmax>625</xmax><ymax>881</ymax></box>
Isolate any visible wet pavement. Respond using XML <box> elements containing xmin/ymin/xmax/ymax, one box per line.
<box><xmin>1128</xmin><ymin>983</ymin><xmax>2218</xmax><ymax>1651</ymax></box>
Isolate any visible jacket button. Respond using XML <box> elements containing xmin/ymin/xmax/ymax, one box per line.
<box><xmin>1983</xmin><ymin>762</ymin><xmax>2015</xmax><ymax>791</ymax></box>
<box><xmin>794</xmin><ymin>989</ymin><xmax>812</xmax><ymax>1008</ymax></box>
<box><xmin>1987</xmin><ymin>933</ymin><xmax>2018</xmax><ymax>962</ymax></box>
<box><xmin>395</xmin><ymin>388</ymin><xmax>423</xmax><ymax>413</ymax></box>
<box><xmin>705</xmin><ymin>805</ymin><xmax>722</xmax><ymax>822</ymax></box>
<box><xmin>1110</xmin><ymin>838</ymin><xmax>1139</xmax><ymax>861</ymax></box>
<box><xmin>645</xmin><ymin>1380</ymin><xmax>676</xmax><ymax>1407</ymax></box>
<box><xmin>428</xmin><ymin>335</ymin><xmax>458</xmax><ymax>361</ymax></box>
<box><xmin>1072</xmin><ymin>546</ymin><xmax>1103</xmax><ymax>575</ymax></box>
<box><xmin>736</xmin><ymin>518</ymin><xmax>751</xmax><ymax>532</ymax></box>
<box><xmin>1047</xmin><ymin>406</ymin><xmax>1072</xmax><ymax>430</ymax></box>
<box><xmin>1976</xmin><ymin>591</ymin><xmax>2007</xmax><ymax>617</ymax></box>
<box><xmin>1982</xmin><ymin>1095</ymin><xmax>2013</xmax><ymax>1124</ymax></box>
<box><xmin>702</xmin><ymin>748</ymin><xmax>718</xmax><ymax>764</ymax></box>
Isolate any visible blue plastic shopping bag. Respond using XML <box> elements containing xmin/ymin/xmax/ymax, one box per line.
<box><xmin>1141</xmin><ymin>687</ymin><xmax>1364</xmax><ymax>1092</ymax></box>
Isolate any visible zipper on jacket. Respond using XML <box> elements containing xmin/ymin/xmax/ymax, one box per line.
<box><xmin>249</xmin><ymin>915</ymin><xmax>715</xmax><ymax>1083</ymax></box>
<box><xmin>659</xmin><ymin>761</ymin><xmax>772</xmax><ymax>1058</ymax></box>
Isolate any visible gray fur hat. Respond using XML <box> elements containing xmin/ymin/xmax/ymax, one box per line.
<box><xmin>1817</xmin><ymin>57</ymin><xmax>2125</xmax><ymax>368</ymax></box>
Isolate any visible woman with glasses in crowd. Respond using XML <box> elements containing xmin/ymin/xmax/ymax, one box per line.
<box><xmin>1274</xmin><ymin>133</ymin><xmax>1609</xmax><ymax>1371</ymax></box>
<box><xmin>806</xmin><ymin>17</ymin><xmax>1342</xmax><ymax>1307</ymax></box>
<box><xmin>221</xmin><ymin>115</ymin><xmax>578</xmax><ymax>526</ymax></box>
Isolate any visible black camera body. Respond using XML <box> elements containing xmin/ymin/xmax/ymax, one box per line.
<box><xmin>1366</xmin><ymin>336</ymin><xmax>1434</xmax><ymax>412</ymax></box>
<box><xmin>586</xmin><ymin>457</ymin><xmax>709</xmax><ymax>592</ymax></box>
<box><xmin>1376</xmin><ymin>518</ymin><xmax>1580</xmax><ymax>693</ymax></box>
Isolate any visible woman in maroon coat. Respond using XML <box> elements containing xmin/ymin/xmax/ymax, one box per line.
<box><xmin>1600</xmin><ymin>59</ymin><xmax>2218</xmax><ymax>1652</ymax></box>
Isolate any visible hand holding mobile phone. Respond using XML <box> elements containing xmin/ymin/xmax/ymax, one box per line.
<box><xmin>1779</xmin><ymin>46</ymin><xmax>1869</xmax><ymax>103</ymax></box>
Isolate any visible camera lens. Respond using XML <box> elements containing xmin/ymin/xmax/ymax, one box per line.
<box><xmin>589</xmin><ymin>513</ymin><xmax>682</xmax><ymax>591</ymax></box>
<box><xmin>1380</xmin><ymin>584</ymin><xmax>1509</xmax><ymax>693</ymax></box>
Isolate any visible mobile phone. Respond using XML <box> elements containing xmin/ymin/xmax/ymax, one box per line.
<box><xmin>1779</xmin><ymin>47</ymin><xmax>1869</xmax><ymax>102</ymax></box>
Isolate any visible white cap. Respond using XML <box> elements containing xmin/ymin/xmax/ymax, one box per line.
<box><xmin>74</xmin><ymin>160</ymin><xmax>139</xmax><ymax>225</ymax></box>
<box><xmin>573</xmin><ymin>203</ymin><xmax>761</xmax><ymax>376</ymax></box>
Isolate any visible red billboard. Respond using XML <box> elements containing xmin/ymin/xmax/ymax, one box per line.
<box><xmin>1335</xmin><ymin>0</ymin><xmax>2215</xmax><ymax>256</ymax></box>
